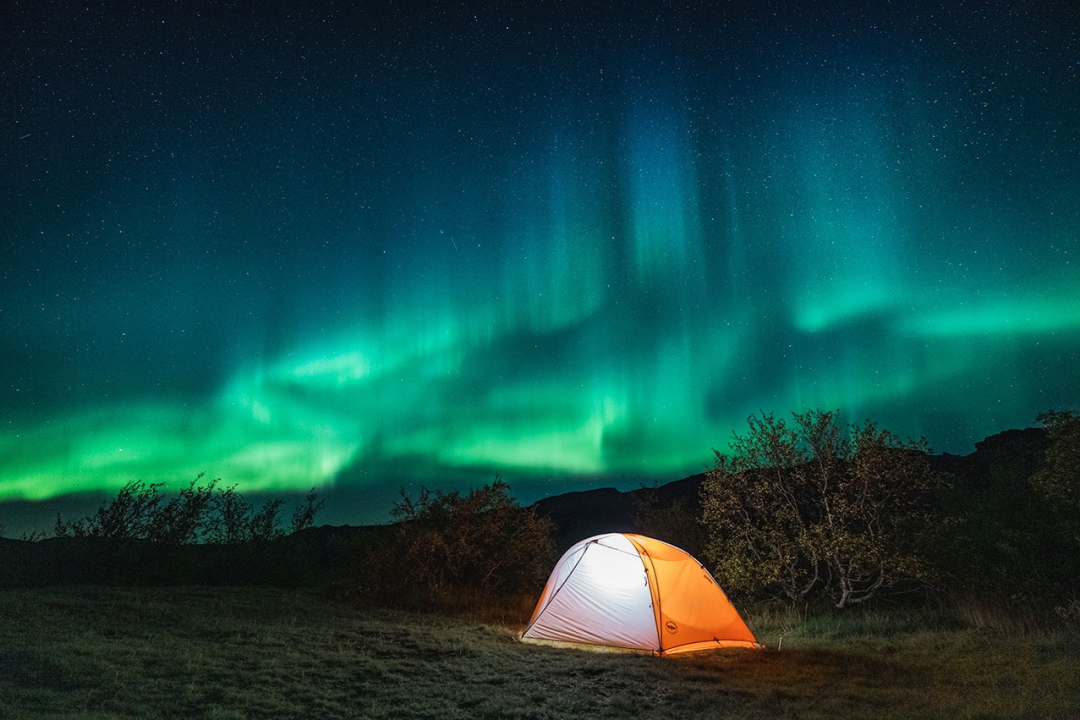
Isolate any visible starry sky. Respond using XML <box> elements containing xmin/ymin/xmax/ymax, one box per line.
<box><xmin>2</xmin><ymin>1</ymin><xmax>1078</xmax><ymax>528</ymax></box>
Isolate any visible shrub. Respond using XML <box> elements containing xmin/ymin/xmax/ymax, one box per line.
<box><xmin>54</xmin><ymin>477</ymin><xmax>323</xmax><ymax>545</ymax></box>
<box><xmin>631</xmin><ymin>484</ymin><xmax>705</xmax><ymax>559</ymax></box>
<box><xmin>365</xmin><ymin>477</ymin><xmax>555</xmax><ymax>603</ymax></box>
<box><xmin>935</xmin><ymin>408</ymin><xmax>1080</xmax><ymax>609</ymax></box>
<box><xmin>55</xmin><ymin>479</ymin><xmax>169</xmax><ymax>540</ymax></box>
<box><xmin>701</xmin><ymin>410</ymin><xmax>943</xmax><ymax>608</ymax></box>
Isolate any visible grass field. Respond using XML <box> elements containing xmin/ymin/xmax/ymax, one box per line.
<box><xmin>1</xmin><ymin>586</ymin><xmax>1077</xmax><ymax>719</ymax></box>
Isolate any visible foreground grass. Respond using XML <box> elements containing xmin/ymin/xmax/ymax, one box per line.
<box><xmin>1</xmin><ymin>587</ymin><xmax>1077</xmax><ymax>719</ymax></box>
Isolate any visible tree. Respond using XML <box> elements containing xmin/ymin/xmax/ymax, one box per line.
<box><xmin>204</xmin><ymin>484</ymin><xmax>251</xmax><ymax>544</ymax></box>
<box><xmin>700</xmin><ymin>412</ymin><xmax>823</xmax><ymax>603</ymax></box>
<box><xmin>55</xmin><ymin>479</ymin><xmax>168</xmax><ymax>540</ymax></box>
<box><xmin>148</xmin><ymin>476</ymin><xmax>218</xmax><ymax>544</ymax></box>
<box><xmin>701</xmin><ymin>410</ymin><xmax>942</xmax><ymax>608</ymax></box>
<box><xmin>387</xmin><ymin>477</ymin><xmax>555</xmax><ymax>597</ymax></box>
<box><xmin>826</xmin><ymin>422</ymin><xmax>940</xmax><ymax>607</ymax></box>
<box><xmin>248</xmin><ymin>498</ymin><xmax>286</xmax><ymax>543</ymax></box>
<box><xmin>55</xmin><ymin>478</ymin><xmax>323</xmax><ymax>545</ymax></box>
<box><xmin>631</xmin><ymin>483</ymin><xmax>705</xmax><ymax>560</ymax></box>
<box><xmin>289</xmin><ymin>487</ymin><xmax>326</xmax><ymax>535</ymax></box>
<box><xmin>1031</xmin><ymin>410</ymin><xmax>1080</xmax><ymax>517</ymax></box>
<box><xmin>203</xmin><ymin>486</ymin><xmax>319</xmax><ymax>544</ymax></box>
<box><xmin>1029</xmin><ymin>409</ymin><xmax>1080</xmax><ymax>601</ymax></box>
<box><xmin>929</xmin><ymin>418</ymin><xmax>1080</xmax><ymax>609</ymax></box>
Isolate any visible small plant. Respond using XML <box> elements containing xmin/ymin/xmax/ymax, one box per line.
<box><xmin>1055</xmin><ymin>598</ymin><xmax>1080</xmax><ymax>626</ymax></box>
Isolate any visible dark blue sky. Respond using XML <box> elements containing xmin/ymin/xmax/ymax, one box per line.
<box><xmin>2</xmin><ymin>0</ymin><xmax>1078</xmax><ymax>528</ymax></box>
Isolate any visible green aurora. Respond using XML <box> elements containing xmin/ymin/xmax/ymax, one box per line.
<box><xmin>1</xmin><ymin>2</ymin><xmax>1078</xmax><ymax>526</ymax></box>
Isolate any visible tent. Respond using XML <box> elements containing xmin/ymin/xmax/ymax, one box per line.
<box><xmin>522</xmin><ymin>533</ymin><xmax>760</xmax><ymax>655</ymax></box>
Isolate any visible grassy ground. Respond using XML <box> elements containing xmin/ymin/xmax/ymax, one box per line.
<box><xmin>1</xmin><ymin>587</ymin><xmax>1077</xmax><ymax>719</ymax></box>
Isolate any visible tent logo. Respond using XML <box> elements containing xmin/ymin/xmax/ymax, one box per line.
<box><xmin>665</xmin><ymin>620</ymin><xmax>678</xmax><ymax>634</ymax></box>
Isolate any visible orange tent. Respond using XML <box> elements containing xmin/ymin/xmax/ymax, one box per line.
<box><xmin>522</xmin><ymin>533</ymin><xmax>760</xmax><ymax>655</ymax></box>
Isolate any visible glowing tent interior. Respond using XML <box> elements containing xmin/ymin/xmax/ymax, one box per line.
<box><xmin>522</xmin><ymin>533</ymin><xmax>760</xmax><ymax>655</ymax></box>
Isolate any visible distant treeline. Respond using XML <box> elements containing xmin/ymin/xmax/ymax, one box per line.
<box><xmin>0</xmin><ymin>474</ymin><xmax>555</xmax><ymax>608</ymax></box>
<box><xmin>51</xmin><ymin>475</ymin><xmax>325</xmax><ymax>545</ymax></box>
<box><xmin>1</xmin><ymin>409</ymin><xmax>1077</xmax><ymax>623</ymax></box>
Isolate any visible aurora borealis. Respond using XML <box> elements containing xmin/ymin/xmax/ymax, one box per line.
<box><xmin>2</xmin><ymin>1</ymin><xmax>1078</xmax><ymax>528</ymax></box>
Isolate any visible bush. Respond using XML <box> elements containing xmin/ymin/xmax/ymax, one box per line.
<box><xmin>701</xmin><ymin>410</ymin><xmax>944</xmax><ymax>608</ymax></box>
<box><xmin>361</xmin><ymin>478</ymin><xmax>555</xmax><ymax>604</ymax></box>
<box><xmin>938</xmin><ymin>409</ymin><xmax>1080</xmax><ymax>609</ymax></box>
<box><xmin>631</xmin><ymin>484</ymin><xmax>705</xmax><ymax>559</ymax></box>
<box><xmin>55</xmin><ymin>477</ymin><xmax>323</xmax><ymax>545</ymax></box>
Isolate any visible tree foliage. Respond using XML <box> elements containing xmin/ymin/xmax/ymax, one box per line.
<box><xmin>1032</xmin><ymin>410</ymin><xmax>1080</xmax><ymax>600</ymax></box>
<box><xmin>54</xmin><ymin>478</ymin><xmax>214</xmax><ymax>543</ymax></box>
<box><xmin>701</xmin><ymin>410</ymin><xmax>942</xmax><ymax>607</ymax></box>
<box><xmin>1025</xmin><ymin>410</ymin><xmax>1080</xmax><ymax>600</ymax></box>
<box><xmin>290</xmin><ymin>487</ymin><xmax>326</xmax><ymax>535</ymax></box>
<box><xmin>1031</xmin><ymin>410</ymin><xmax>1080</xmax><ymax>517</ymax></box>
<box><xmin>54</xmin><ymin>477</ymin><xmax>323</xmax><ymax>545</ymax></box>
<box><xmin>932</xmin><ymin>410</ymin><xmax>1080</xmax><ymax>609</ymax></box>
<box><xmin>384</xmin><ymin>478</ymin><xmax>555</xmax><ymax>597</ymax></box>
<box><xmin>203</xmin><ymin>484</ymin><xmax>251</xmax><ymax>545</ymax></box>
<box><xmin>631</xmin><ymin>484</ymin><xmax>705</xmax><ymax>560</ymax></box>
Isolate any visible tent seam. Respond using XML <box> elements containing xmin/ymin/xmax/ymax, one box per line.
<box><xmin>626</xmin><ymin>535</ymin><xmax>663</xmax><ymax>655</ymax></box>
<box><xmin>523</xmin><ymin>540</ymin><xmax>595</xmax><ymax>635</ymax></box>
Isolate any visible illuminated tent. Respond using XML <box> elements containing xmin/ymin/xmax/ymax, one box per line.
<box><xmin>522</xmin><ymin>533</ymin><xmax>759</xmax><ymax>655</ymax></box>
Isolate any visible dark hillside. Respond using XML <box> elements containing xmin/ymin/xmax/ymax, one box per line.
<box><xmin>530</xmin><ymin>487</ymin><xmax>633</xmax><ymax>550</ymax></box>
<box><xmin>930</xmin><ymin>427</ymin><xmax>1048</xmax><ymax>488</ymax></box>
<box><xmin>529</xmin><ymin>474</ymin><xmax>706</xmax><ymax>552</ymax></box>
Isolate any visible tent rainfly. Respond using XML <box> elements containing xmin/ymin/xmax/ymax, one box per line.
<box><xmin>522</xmin><ymin>533</ymin><xmax>760</xmax><ymax>655</ymax></box>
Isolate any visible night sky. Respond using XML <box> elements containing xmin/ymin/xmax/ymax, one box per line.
<box><xmin>2</xmin><ymin>1</ymin><xmax>1078</xmax><ymax>528</ymax></box>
